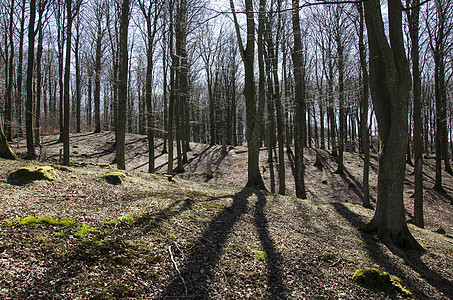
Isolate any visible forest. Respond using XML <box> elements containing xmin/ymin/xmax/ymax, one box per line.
<box><xmin>0</xmin><ymin>0</ymin><xmax>452</xmax><ymax>298</ymax></box>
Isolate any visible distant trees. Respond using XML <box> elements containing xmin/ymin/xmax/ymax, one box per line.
<box><xmin>0</xmin><ymin>0</ymin><xmax>451</xmax><ymax>241</ymax></box>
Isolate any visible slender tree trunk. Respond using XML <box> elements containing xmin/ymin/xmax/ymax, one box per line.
<box><xmin>5</xmin><ymin>0</ymin><xmax>14</xmax><ymax>142</ymax></box>
<box><xmin>335</xmin><ymin>36</ymin><xmax>345</xmax><ymax>174</ymax></box>
<box><xmin>94</xmin><ymin>27</ymin><xmax>102</xmax><ymax>133</ymax></box>
<box><xmin>25</xmin><ymin>0</ymin><xmax>36</xmax><ymax>159</ymax></box>
<box><xmin>16</xmin><ymin>0</ymin><xmax>26</xmax><ymax>138</ymax></box>
<box><xmin>75</xmin><ymin>16</ymin><xmax>81</xmax><ymax>133</ymax></box>
<box><xmin>145</xmin><ymin>33</ymin><xmax>155</xmax><ymax>172</ymax></box>
<box><xmin>291</xmin><ymin>0</ymin><xmax>307</xmax><ymax>198</ymax></box>
<box><xmin>407</xmin><ymin>0</ymin><xmax>423</xmax><ymax>227</ymax></box>
<box><xmin>34</xmin><ymin>3</ymin><xmax>45</xmax><ymax>146</ymax></box>
<box><xmin>63</xmin><ymin>0</ymin><xmax>74</xmax><ymax>165</ymax></box>
<box><xmin>167</xmin><ymin>0</ymin><xmax>175</xmax><ymax>175</ymax></box>
<box><xmin>358</xmin><ymin>2</ymin><xmax>371</xmax><ymax>209</ymax></box>
<box><xmin>116</xmin><ymin>0</ymin><xmax>130</xmax><ymax>170</ymax></box>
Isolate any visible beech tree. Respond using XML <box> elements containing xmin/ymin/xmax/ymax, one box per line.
<box><xmin>291</xmin><ymin>0</ymin><xmax>307</xmax><ymax>198</ymax></box>
<box><xmin>115</xmin><ymin>0</ymin><xmax>130</xmax><ymax>170</ymax></box>
<box><xmin>231</xmin><ymin>0</ymin><xmax>266</xmax><ymax>190</ymax></box>
<box><xmin>361</xmin><ymin>0</ymin><xmax>423</xmax><ymax>251</ymax></box>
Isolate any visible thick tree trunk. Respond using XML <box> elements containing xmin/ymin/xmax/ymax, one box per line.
<box><xmin>362</xmin><ymin>0</ymin><xmax>422</xmax><ymax>251</ymax></box>
<box><xmin>0</xmin><ymin>115</ymin><xmax>17</xmax><ymax>159</ymax></box>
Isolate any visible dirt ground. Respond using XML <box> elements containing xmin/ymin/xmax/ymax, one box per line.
<box><xmin>0</xmin><ymin>131</ymin><xmax>450</xmax><ymax>299</ymax></box>
<box><xmin>19</xmin><ymin>131</ymin><xmax>453</xmax><ymax>236</ymax></box>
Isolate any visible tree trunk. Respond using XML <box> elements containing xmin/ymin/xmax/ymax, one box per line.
<box><xmin>75</xmin><ymin>15</ymin><xmax>81</xmax><ymax>133</ymax></box>
<box><xmin>361</xmin><ymin>0</ymin><xmax>423</xmax><ymax>251</ymax></box>
<box><xmin>5</xmin><ymin>0</ymin><xmax>14</xmax><ymax>142</ymax></box>
<box><xmin>407</xmin><ymin>0</ymin><xmax>423</xmax><ymax>227</ymax></box>
<box><xmin>358</xmin><ymin>2</ymin><xmax>372</xmax><ymax>209</ymax></box>
<box><xmin>34</xmin><ymin>3</ymin><xmax>45</xmax><ymax>146</ymax></box>
<box><xmin>63</xmin><ymin>0</ymin><xmax>74</xmax><ymax>165</ymax></box>
<box><xmin>291</xmin><ymin>0</ymin><xmax>307</xmax><ymax>198</ymax></box>
<box><xmin>94</xmin><ymin>27</ymin><xmax>103</xmax><ymax>133</ymax></box>
<box><xmin>16</xmin><ymin>0</ymin><xmax>26</xmax><ymax>138</ymax></box>
<box><xmin>230</xmin><ymin>0</ymin><xmax>266</xmax><ymax>190</ymax></box>
<box><xmin>0</xmin><ymin>115</ymin><xmax>17</xmax><ymax>159</ymax></box>
<box><xmin>335</xmin><ymin>32</ymin><xmax>345</xmax><ymax>175</ymax></box>
<box><xmin>116</xmin><ymin>0</ymin><xmax>130</xmax><ymax>170</ymax></box>
<box><xmin>25</xmin><ymin>0</ymin><xmax>36</xmax><ymax>159</ymax></box>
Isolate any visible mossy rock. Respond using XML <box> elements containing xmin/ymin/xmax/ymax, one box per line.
<box><xmin>352</xmin><ymin>268</ymin><xmax>413</xmax><ymax>298</ymax></box>
<box><xmin>101</xmin><ymin>172</ymin><xmax>126</xmax><ymax>185</ymax></box>
<box><xmin>9</xmin><ymin>166</ymin><xmax>56</xmax><ymax>182</ymax></box>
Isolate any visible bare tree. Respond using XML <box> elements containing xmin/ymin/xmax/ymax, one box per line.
<box><xmin>115</xmin><ymin>0</ymin><xmax>130</xmax><ymax>170</ymax></box>
<box><xmin>231</xmin><ymin>0</ymin><xmax>266</xmax><ymax>190</ymax></box>
<box><xmin>25</xmin><ymin>0</ymin><xmax>37</xmax><ymax>159</ymax></box>
<box><xmin>291</xmin><ymin>0</ymin><xmax>307</xmax><ymax>198</ymax></box>
<box><xmin>361</xmin><ymin>0</ymin><xmax>423</xmax><ymax>251</ymax></box>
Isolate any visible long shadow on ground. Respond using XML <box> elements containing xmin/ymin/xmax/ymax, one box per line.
<box><xmin>159</xmin><ymin>188</ymin><xmax>287</xmax><ymax>299</ymax></box>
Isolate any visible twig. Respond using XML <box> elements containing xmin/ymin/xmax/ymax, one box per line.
<box><xmin>174</xmin><ymin>241</ymin><xmax>186</xmax><ymax>260</ymax></box>
<box><xmin>169</xmin><ymin>245</ymin><xmax>188</xmax><ymax>296</ymax></box>
<box><xmin>330</xmin><ymin>258</ymin><xmax>342</xmax><ymax>268</ymax></box>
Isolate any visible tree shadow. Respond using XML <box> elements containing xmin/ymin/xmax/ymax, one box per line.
<box><xmin>254</xmin><ymin>191</ymin><xmax>287</xmax><ymax>299</ymax></box>
<box><xmin>332</xmin><ymin>202</ymin><xmax>453</xmax><ymax>298</ymax></box>
<box><xmin>267</xmin><ymin>161</ymin><xmax>276</xmax><ymax>193</ymax></box>
<box><xmin>286</xmin><ymin>150</ymin><xmax>296</xmax><ymax>178</ymax></box>
<box><xmin>159</xmin><ymin>188</ymin><xmax>287</xmax><ymax>299</ymax></box>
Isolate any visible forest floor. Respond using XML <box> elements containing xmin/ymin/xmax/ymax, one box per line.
<box><xmin>0</xmin><ymin>131</ymin><xmax>451</xmax><ymax>299</ymax></box>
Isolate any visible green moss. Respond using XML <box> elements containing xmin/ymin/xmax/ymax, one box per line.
<box><xmin>252</xmin><ymin>249</ymin><xmax>268</xmax><ymax>261</ymax></box>
<box><xmin>75</xmin><ymin>224</ymin><xmax>99</xmax><ymax>237</ymax></box>
<box><xmin>54</xmin><ymin>232</ymin><xmax>65</xmax><ymax>238</ymax></box>
<box><xmin>103</xmin><ymin>216</ymin><xmax>134</xmax><ymax>226</ymax></box>
<box><xmin>352</xmin><ymin>268</ymin><xmax>413</xmax><ymax>298</ymax></box>
<box><xmin>19</xmin><ymin>216</ymin><xmax>37</xmax><ymax>225</ymax></box>
<box><xmin>36</xmin><ymin>216</ymin><xmax>75</xmax><ymax>226</ymax></box>
<box><xmin>10</xmin><ymin>166</ymin><xmax>57</xmax><ymax>182</ymax></box>
<box><xmin>101</xmin><ymin>172</ymin><xmax>126</xmax><ymax>185</ymax></box>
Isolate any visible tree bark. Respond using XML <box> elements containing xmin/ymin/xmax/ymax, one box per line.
<box><xmin>407</xmin><ymin>0</ymin><xmax>423</xmax><ymax>227</ymax></box>
<box><xmin>291</xmin><ymin>0</ymin><xmax>307</xmax><ymax>199</ymax></box>
<box><xmin>230</xmin><ymin>0</ymin><xmax>266</xmax><ymax>190</ymax></box>
<box><xmin>361</xmin><ymin>0</ymin><xmax>423</xmax><ymax>251</ymax></box>
<box><xmin>357</xmin><ymin>2</ymin><xmax>372</xmax><ymax>209</ymax></box>
<box><xmin>5</xmin><ymin>0</ymin><xmax>14</xmax><ymax>142</ymax></box>
<box><xmin>115</xmin><ymin>0</ymin><xmax>130</xmax><ymax>170</ymax></box>
<box><xmin>0</xmin><ymin>115</ymin><xmax>17</xmax><ymax>159</ymax></box>
<box><xmin>25</xmin><ymin>0</ymin><xmax>36</xmax><ymax>159</ymax></box>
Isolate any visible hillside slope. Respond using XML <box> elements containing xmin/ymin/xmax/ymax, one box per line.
<box><xmin>0</xmin><ymin>155</ymin><xmax>452</xmax><ymax>299</ymax></box>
